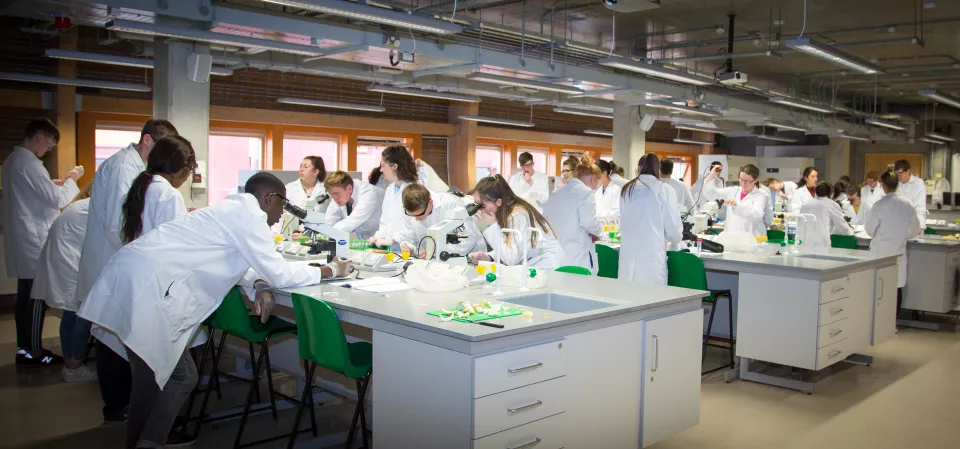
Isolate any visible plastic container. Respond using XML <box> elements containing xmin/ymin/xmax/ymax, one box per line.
<box><xmin>785</xmin><ymin>215</ymin><xmax>798</xmax><ymax>246</ymax></box>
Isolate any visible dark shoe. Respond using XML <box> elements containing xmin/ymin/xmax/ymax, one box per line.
<box><xmin>16</xmin><ymin>350</ymin><xmax>64</xmax><ymax>367</ymax></box>
<box><xmin>103</xmin><ymin>406</ymin><xmax>128</xmax><ymax>425</ymax></box>
<box><xmin>165</xmin><ymin>430</ymin><xmax>197</xmax><ymax>447</ymax></box>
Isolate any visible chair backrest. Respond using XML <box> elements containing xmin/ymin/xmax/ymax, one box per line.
<box><xmin>290</xmin><ymin>293</ymin><xmax>352</xmax><ymax>376</ymax></box>
<box><xmin>555</xmin><ymin>265</ymin><xmax>592</xmax><ymax>276</ymax></box>
<box><xmin>666</xmin><ymin>251</ymin><xmax>709</xmax><ymax>291</ymax></box>
<box><xmin>767</xmin><ymin>229</ymin><xmax>785</xmax><ymax>241</ymax></box>
<box><xmin>210</xmin><ymin>287</ymin><xmax>257</xmax><ymax>341</ymax></box>
<box><xmin>595</xmin><ymin>243</ymin><xmax>619</xmax><ymax>279</ymax></box>
<box><xmin>830</xmin><ymin>234</ymin><xmax>859</xmax><ymax>249</ymax></box>
<box><xmin>924</xmin><ymin>227</ymin><xmax>937</xmax><ymax>235</ymax></box>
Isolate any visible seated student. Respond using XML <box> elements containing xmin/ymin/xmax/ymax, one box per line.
<box><xmin>798</xmin><ymin>182</ymin><xmax>853</xmax><ymax>248</ymax></box>
<box><xmin>397</xmin><ymin>183</ymin><xmax>483</xmax><ymax>259</ymax></box>
<box><xmin>866</xmin><ymin>170</ymin><xmax>921</xmax><ymax>316</ymax></box>
<box><xmin>468</xmin><ymin>175</ymin><xmax>565</xmax><ymax>270</ymax></box>
<box><xmin>595</xmin><ymin>159</ymin><xmax>622</xmax><ymax>222</ymax></box>
<box><xmin>544</xmin><ymin>159</ymin><xmax>603</xmax><ymax>274</ymax></box>
<box><xmin>846</xmin><ymin>185</ymin><xmax>867</xmax><ymax>227</ymax></box>
<box><xmin>323</xmin><ymin>171</ymin><xmax>385</xmax><ymax>240</ymax></box>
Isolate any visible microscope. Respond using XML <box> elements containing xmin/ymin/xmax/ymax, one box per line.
<box><xmin>425</xmin><ymin>202</ymin><xmax>481</xmax><ymax>263</ymax></box>
<box><xmin>282</xmin><ymin>199</ymin><xmax>349</xmax><ymax>263</ymax></box>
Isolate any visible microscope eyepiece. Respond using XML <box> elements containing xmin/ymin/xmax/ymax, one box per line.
<box><xmin>283</xmin><ymin>202</ymin><xmax>308</xmax><ymax>220</ymax></box>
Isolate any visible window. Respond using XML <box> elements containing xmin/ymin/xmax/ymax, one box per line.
<box><xmin>282</xmin><ymin>134</ymin><xmax>340</xmax><ymax>174</ymax></box>
<box><xmin>208</xmin><ymin>132</ymin><xmax>264</xmax><ymax>205</ymax></box>
<box><xmin>94</xmin><ymin>128</ymin><xmax>141</xmax><ymax>168</ymax></box>
<box><xmin>476</xmin><ymin>145</ymin><xmax>503</xmax><ymax>180</ymax></box>
<box><xmin>600</xmin><ymin>152</ymin><xmax>612</xmax><ymax>161</ymax></box>
<box><xmin>356</xmin><ymin>138</ymin><xmax>410</xmax><ymax>182</ymax></box>
<box><xmin>516</xmin><ymin>148</ymin><xmax>549</xmax><ymax>175</ymax></box>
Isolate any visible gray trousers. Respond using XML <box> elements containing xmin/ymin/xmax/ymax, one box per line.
<box><xmin>126</xmin><ymin>346</ymin><xmax>198</xmax><ymax>449</ymax></box>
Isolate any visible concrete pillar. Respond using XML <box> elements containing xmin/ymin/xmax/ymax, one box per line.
<box><xmin>448</xmin><ymin>102</ymin><xmax>479</xmax><ymax>191</ymax></box>
<box><xmin>153</xmin><ymin>39</ymin><xmax>211</xmax><ymax>207</ymax></box>
<box><xmin>825</xmin><ymin>138</ymin><xmax>851</xmax><ymax>184</ymax></box>
<box><xmin>49</xmin><ymin>28</ymin><xmax>78</xmax><ymax>180</ymax></box>
<box><xmin>613</xmin><ymin>102</ymin><xmax>645</xmax><ymax>176</ymax></box>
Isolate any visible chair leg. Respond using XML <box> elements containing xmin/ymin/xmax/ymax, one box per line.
<box><xmin>263</xmin><ymin>340</ymin><xmax>278</xmax><ymax>421</ymax></box>
<box><xmin>233</xmin><ymin>339</ymin><xmax>268</xmax><ymax>449</ymax></box>
<box><xmin>287</xmin><ymin>361</ymin><xmax>316</xmax><ymax>449</ymax></box>
<box><xmin>358</xmin><ymin>374</ymin><xmax>371</xmax><ymax>448</ymax></box>
<box><xmin>306</xmin><ymin>364</ymin><xmax>318</xmax><ymax>437</ymax></box>
<box><xmin>703</xmin><ymin>301</ymin><xmax>718</xmax><ymax>363</ymax></box>
<box><xmin>248</xmin><ymin>342</ymin><xmax>261</xmax><ymax>404</ymax></box>
<box><xmin>345</xmin><ymin>379</ymin><xmax>362</xmax><ymax>449</ymax></box>
<box><xmin>181</xmin><ymin>327</ymin><xmax>215</xmax><ymax>434</ymax></box>
<box><xmin>725</xmin><ymin>294</ymin><xmax>735</xmax><ymax>368</ymax></box>
<box><xmin>193</xmin><ymin>331</ymin><xmax>227</xmax><ymax>436</ymax></box>
<box><xmin>214</xmin><ymin>332</ymin><xmax>227</xmax><ymax>399</ymax></box>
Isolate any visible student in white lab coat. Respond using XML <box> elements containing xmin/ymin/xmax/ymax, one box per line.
<box><xmin>618</xmin><ymin>154</ymin><xmax>683</xmax><ymax>285</ymax></box>
<box><xmin>846</xmin><ymin>185</ymin><xmax>868</xmax><ymax>227</ymax></box>
<box><xmin>2</xmin><ymin>118</ymin><xmax>85</xmax><ymax>367</ymax></box>
<box><xmin>707</xmin><ymin>164</ymin><xmax>768</xmax><ymax>237</ymax></box>
<box><xmin>544</xmin><ymin>162</ymin><xmax>603</xmax><ymax>274</ymax></box>
<box><xmin>119</xmin><ymin>136</ymin><xmax>196</xmax><ymax>245</ymax></box>
<box><xmin>508</xmin><ymin>152</ymin><xmax>550</xmax><ymax>212</ymax></box>
<box><xmin>370</xmin><ymin>145</ymin><xmax>420</xmax><ymax>247</ymax></box>
<box><xmin>594</xmin><ymin>160</ymin><xmax>622</xmax><ymax>222</ymax></box>
<box><xmin>798</xmin><ymin>182</ymin><xmax>854</xmax><ymax>248</ymax></box>
<box><xmin>659</xmin><ymin>159</ymin><xmax>695</xmax><ymax>214</ymax></box>
<box><xmin>323</xmin><ymin>171</ymin><xmax>385</xmax><ymax>240</ymax></box>
<box><xmin>285</xmin><ymin>156</ymin><xmax>328</xmax><ymax>208</ymax></box>
<box><xmin>690</xmin><ymin>161</ymin><xmax>724</xmax><ymax>209</ymax></box>
<box><xmin>397</xmin><ymin>183</ymin><xmax>483</xmax><ymax>259</ymax></box>
<box><xmin>932</xmin><ymin>174</ymin><xmax>951</xmax><ymax>209</ymax></box>
<box><xmin>31</xmin><ymin>185</ymin><xmax>93</xmax><ymax>382</ymax></box>
<box><xmin>861</xmin><ymin>171</ymin><xmax>885</xmax><ymax>210</ymax></box>
<box><xmin>609</xmin><ymin>163</ymin><xmax>628</xmax><ymax>187</ymax></box>
<box><xmin>866</xmin><ymin>170</ymin><xmax>921</xmax><ymax>316</ymax></box>
<box><xmin>468</xmin><ymin>175</ymin><xmax>565</xmax><ymax>270</ymax></box>
<box><xmin>833</xmin><ymin>180</ymin><xmax>856</xmax><ymax>221</ymax></box>
<box><xmin>557</xmin><ymin>156</ymin><xmax>580</xmax><ymax>189</ymax></box>
<box><xmin>78</xmin><ymin>173</ymin><xmax>354</xmax><ymax>449</ymax></box>
<box><xmin>789</xmin><ymin>166</ymin><xmax>819</xmax><ymax>213</ymax></box>
<box><xmin>893</xmin><ymin>159</ymin><xmax>928</xmax><ymax>235</ymax></box>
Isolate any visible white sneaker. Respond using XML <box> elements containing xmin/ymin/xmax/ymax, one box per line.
<box><xmin>62</xmin><ymin>365</ymin><xmax>98</xmax><ymax>383</ymax></box>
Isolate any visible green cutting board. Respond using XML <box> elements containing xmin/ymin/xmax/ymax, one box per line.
<box><xmin>427</xmin><ymin>307</ymin><xmax>524</xmax><ymax>323</ymax></box>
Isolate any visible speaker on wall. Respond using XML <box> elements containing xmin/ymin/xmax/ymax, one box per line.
<box><xmin>639</xmin><ymin>114</ymin><xmax>656</xmax><ymax>132</ymax></box>
<box><xmin>187</xmin><ymin>53</ymin><xmax>212</xmax><ymax>83</ymax></box>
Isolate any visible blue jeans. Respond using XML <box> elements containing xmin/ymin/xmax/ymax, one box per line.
<box><xmin>59</xmin><ymin>311</ymin><xmax>92</xmax><ymax>361</ymax></box>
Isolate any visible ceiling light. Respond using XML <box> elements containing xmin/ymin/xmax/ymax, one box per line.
<box><xmin>756</xmin><ymin>134</ymin><xmax>799</xmax><ymax>143</ymax></box>
<box><xmin>785</xmin><ymin>37</ymin><xmax>885</xmax><ymax>75</ymax></box>
<box><xmin>553</xmin><ymin>108</ymin><xmax>613</xmax><ymax>119</ymax></box>
<box><xmin>107</xmin><ymin>19</ymin><xmax>325</xmax><ymax>56</ymax></box>
<box><xmin>673</xmin><ymin>124</ymin><xmax>726</xmax><ymax>134</ymax></box>
<box><xmin>917</xmin><ymin>88</ymin><xmax>960</xmax><ymax>109</ymax></box>
<box><xmin>584</xmin><ymin>129</ymin><xmax>614</xmax><ymax>137</ymax></box>
<box><xmin>597</xmin><ymin>57</ymin><xmax>715</xmax><ymax>86</ymax></box>
<box><xmin>768</xmin><ymin>96</ymin><xmax>837</xmax><ymax>113</ymax></box>
<box><xmin>44</xmin><ymin>49</ymin><xmax>233</xmax><ymax>76</ymax></box>
<box><xmin>673</xmin><ymin>138</ymin><xmax>715</xmax><ymax>145</ymax></box>
<box><xmin>258</xmin><ymin>0</ymin><xmax>462</xmax><ymax>35</ymax></box>
<box><xmin>840</xmin><ymin>132</ymin><xmax>871</xmax><ymax>142</ymax></box>
<box><xmin>865</xmin><ymin>118</ymin><xmax>907</xmax><ymax>131</ymax></box>
<box><xmin>644</xmin><ymin>102</ymin><xmax>721</xmax><ymax>117</ymax></box>
<box><xmin>366</xmin><ymin>85</ymin><xmax>480</xmax><ymax>102</ymax></box>
<box><xmin>763</xmin><ymin>120</ymin><xmax>810</xmax><ymax>132</ymax></box>
<box><xmin>465</xmin><ymin>73</ymin><xmax>583</xmax><ymax>94</ymax></box>
<box><xmin>277</xmin><ymin>97</ymin><xmax>385</xmax><ymax>112</ymax></box>
<box><xmin>925</xmin><ymin>132</ymin><xmax>956</xmax><ymax>142</ymax></box>
<box><xmin>920</xmin><ymin>137</ymin><xmax>946</xmax><ymax>144</ymax></box>
<box><xmin>0</xmin><ymin>72</ymin><xmax>151</xmax><ymax>92</ymax></box>
<box><xmin>457</xmin><ymin>115</ymin><xmax>534</xmax><ymax>127</ymax></box>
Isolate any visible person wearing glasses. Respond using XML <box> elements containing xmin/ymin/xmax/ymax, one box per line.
<box><xmin>508</xmin><ymin>152</ymin><xmax>550</xmax><ymax>212</ymax></box>
<box><xmin>704</xmin><ymin>164</ymin><xmax>768</xmax><ymax>238</ymax></box>
<box><xmin>2</xmin><ymin>118</ymin><xmax>84</xmax><ymax>368</ymax></box>
<box><xmin>397</xmin><ymin>183</ymin><xmax>483</xmax><ymax>259</ymax></box>
<box><xmin>893</xmin><ymin>160</ymin><xmax>927</xmax><ymax>235</ymax></box>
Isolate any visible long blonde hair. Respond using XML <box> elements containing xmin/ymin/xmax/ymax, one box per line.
<box><xmin>62</xmin><ymin>183</ymin><xmax>92</xmax><ymax>211</ymax></box>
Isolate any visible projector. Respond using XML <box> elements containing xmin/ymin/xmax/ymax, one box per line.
<box><xmin>719</xmin><ymin>71</ymin><xmax>748</xmax><ymax>85</ymax></box>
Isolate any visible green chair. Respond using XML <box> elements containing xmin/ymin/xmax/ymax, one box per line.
<box><xmin>595</xmin><ymin>244</ymin><xmax>619</xmax><ymax>279</ymax></box>
<box><xmin>666</xmin><ymin>251</ymin><xmax>735</xmax><ymax>374</ymax></box>
<box><xmin>924</xmin><ymin>227</ymin><xmax>937</xmax><ymax>235</ymax></box>
<box><xmin>289</xmin><ymin>293</ymin><xmax>372</xmax><ymax>449</ymax></box>
<box><xmin>555</xmin><ymin>265</ymin><xmax>592</xmax><ymax>276</ymax></box>
<box><xmin>767</xmin><ymin>229</ymin><xmax>785</xmax><ymax>241</ymax></box>
<box><xmin>830</xmin><ymin>234</ymin><xmax>859</xmax><ymax>250</ymax></box>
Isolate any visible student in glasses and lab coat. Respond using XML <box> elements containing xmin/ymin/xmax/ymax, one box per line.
<box><xmin>790</xmin><ymin>167</ymin><xmax>819</xmax><ymax>213</ymax></box>
<box><xmin>508</xmin><ymin>152</ymin><xmax>550</xmax><ymax>212</ymax></box>
<box><xmin>798</xmin><ymin>182</ymin><xmax>854</xmax><ymax>249</ymax></box>
<box><xmin>370</xmin><ymin>146</ymin><xmax>420</xmax><ymax>248</ymax></box>
<box><xmin>705</xmin><ymin>164</ymin><xmax>768</xmax><ymax>238</ymax></box>
<box><xmin>544</xmin><ymin>160</ymin><xmax>604</xmax><ymax>274</ymax></box>
<box><xmin>893</xmin><ymin>159</ymin><xmax>928</xmax><ymax>235</ymax></box>
<box><xmin>323</xmin><ymin>171</ymin><xmax>384</xmax><ymax>240</ymax></box>
<box><xmin>846</xmin><ymin>185</ymin><xmax>868</xmax><ymax>227</ymax></box>
<box><xmin>866</xmin><ymin>170</ymin><xmax>921</xmax><ymax>316</ymax></box>
<box><xmin>397</xmin><ymin>183</ymin><xmax>483</xmax><ymax>259</ymax></box>
<box><xmin>861</xmin><ymin>171</ymin><xmax>885</xmax><ymax>211</ymax></box>
<box><xmin>594</xmin><ymin>159</ymin><xmax>622</xmax><ymax>222</ymax></box>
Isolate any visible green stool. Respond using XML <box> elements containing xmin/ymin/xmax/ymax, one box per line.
<box><xmin>767</xmin><ymin>229</ymin><xmax>785</xmax><ymax>241</ymax></box>
<box><xmin>595</xmin><ymin>244</ymin><xmax>619</xmax><ymax>279</ymax></box>
<box><xmin>667</xmin><ymin>251</ymin><xmax>734</xmax><ymax>374</ymax></box>
<box><xmin>555</xmin><ymin>265</ymin><xmax>592</xmax><ymax>276</ymax></box>
<box><xmin>289</xmin><ymin>294</ymin><xmax>372</xmax><ymax>449</ymax></box>
<box><xmin>830</xmin><ymin>234</ymin><xmax>859</xmax><ymax>249</ymax></box>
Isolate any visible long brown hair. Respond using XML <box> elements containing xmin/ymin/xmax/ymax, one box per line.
<box><xmin>470</xmin><ymin>175</ymin><xmax>554</xmax><ymax>246</ymax></box>
<box><xmin>621</xmin><ymin>153</ymin><xmax>661</xmax><ymax>198</ymax></box>
<box><xmin>798</xmin><ymin>166</ymin><xmax>817</xmax><ymax>187</ymax></box>
<box><xmin>381</xmin><ymin>145</ymin><xmax>418</xmax><ymax>184</ymax></box>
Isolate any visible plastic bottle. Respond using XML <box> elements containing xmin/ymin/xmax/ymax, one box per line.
<box><xmin>696</xmin><ymin>238</ymin><xmax>703</xmax><ymax>254</ymax></box>
<box><xmin>786</xmin><ymin>215</ymin><xmax>798</xmax><ymax>246</ymax></box>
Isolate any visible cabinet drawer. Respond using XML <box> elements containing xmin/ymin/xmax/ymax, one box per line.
<box><xmin>820</xmin><ymin>276</ymin><xmax>851</xmax><ymax>304</ymax></box>
<box><xmin>817</xmin><ymin>318</ymin><xmax>849</xmax><ymax>348</ymax></box>
<box><xmin>473</xmin><ymin>377</ymin><xmax>567</xmax><ymax>439</ymax></box>
<box><xmin>816</xmin><ymin>338</ymin><xmax>850</xmax><ymax>370</ymax></box>
<box><xmin>474</xmin><ymin>340</ymin><xmax>567</xmax><ymax>398</ymax></box>
<box><xmin>818</xmin><ymin>296</ymin><xmax>853</xmax><ymax>326</ymax></box>
<box><xmin>473</xmin><ymin>413</ymin><xmax>566</xmax><ymax>449</ymax></box>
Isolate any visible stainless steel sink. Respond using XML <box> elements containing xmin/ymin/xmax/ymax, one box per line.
<box><xmin>796</xmin><ymin>254</ymin><xmax>861</xmax><ymax>263</ymax></box>
<box><xmin>502</xmin><ymin>293</ymin><xmax>619</xmax><ymax>314</ymax></box>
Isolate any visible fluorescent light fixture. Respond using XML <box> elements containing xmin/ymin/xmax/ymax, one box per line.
<box><xmin>673</xmin><ymin>137</ymin><xmax>715</xmax><ymax>145</ymax></box>
<box><xmin>597</xmin><ymin>57</ymin><xmax>715</xmax><ymax>86</ymax></box>
<box><xmin>918</xmin><ymin>88</ymin><xmax>960</xmax><ymax>109</ymax></box>
<box><xmin>645</xmin><ymin>102</ymin><xmax>721</xmax><ymax>117</ymax></box>
<box><xmin>920</xmin><ymin>137</ymin><xmax>947</xmax><ymax>144</ymax></box>
<box><xmin>865</xmin><ymin>118</ymin><xmax>907</xmax><ymax>131</ymax></box>
<box><xmin>925</xmin><ymin>132</ymin><xmax>956</xmax><ymax>142</ymax></box>
<box><xmin>44</xmin><ymin>49</ymin><xmax>233</xmax><ymax>76</ymax></box>
<box><xmin>107</xmin><ymin>20</ymin><xmax>325</xmax><ymax>57</ymax></box>
<box><xmin>277</xmin><ymin>97</ymin><xmax>386</xmax><ymax>112</ymax></box>
<box><xmin>553</xmin><ymin>107</ymin><xmax>613</xmax><ymax>119</ymax></box>
<box><xmin>584</xmin><ymin>129</ymin><xmax>614</xmax><ymax>137</ymax></box>
<box><xmin>769</xmin><ymin>96</ymin><xmax>837</xmax><ymax>114</ymax></box>
<box><xmin>259</xmin><ymin>0</ymin><xmax>463</xmax><ymax>35</ymax></box>
<box><xmin>366</xmin><ymin>85</ymin><xmax>480</xmax><ymax>102</ymax></box>
<box><xmin>673</xmin><ymin>124</ymin><xmax>726</xmax><ymax>134</ymax></box>
<box><xmin>840</xmin><ymin>132</ymin><xmax>871</xmax><ymax>142</ymax></box>
<box><xmin>0</xmin><ymin>72</ymin><xmax>151</xmax><ymax>92</ymax></box>
<box><xmin>457</xmin><ymin>115</ymin><xmax>534</xmax><ymax>127</ymax></box>
<box><xmin>465</xmin><ymin>73</ymin><xmax>583</xmax><ymax>94</ymax></box>
<box><xmin>785</xmin><ymin>37</ymin><xmax>885</xmax><ymax>75</ymax></box>
<box><xmin>763</xmin><ymin>120</ymin><xmax>809</xmax><ymax>132</ymax></box>
<box><xmin>756</xmin><ymin>134</ymin><xmax>799</xmax><ymax>143</ymax></box>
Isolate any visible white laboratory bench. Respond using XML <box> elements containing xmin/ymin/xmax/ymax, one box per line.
<box><xmin>263</xmin><ymin>266</ymin><xmax>707</xmax><ymax>448</ymax></box>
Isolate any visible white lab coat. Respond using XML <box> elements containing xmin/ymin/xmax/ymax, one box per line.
<box><xmin>1</xmin><ymin>146</ymin><xmax>79</xmax><ymax>278</ymax></box>
<box><xmin>78</xmin><ymin>194</ymin><xmax>323</xmax><ymax>388</ymax></box>
<box><xmin>662</xmin><ymin>177</ymin><xmax>695</xmax><ymax>213</ymax></box>
<box><xmin>324</xmin><ymin>180</ymin><xmax>384</xmax><ymax>240</ymax></box>
<box><xmin>896</xmin><ymin>175</ymin><xmax>928</xmax><ymax>234</ymax></box>
<box><xmin>690</xmin><ymin>175</ymin><xmax>723</xmax><ymax>209</ymax></box>
<box><xmin>482</xmin><ymin>208</ymin><xmax>565</xmax><ymax>270</ymax></box>
<box><xmin>790</xmin><ymin>185</ymin><xmax>816</xmax><ymax>213</ymax></box>
<box><xmin>836</xmin><ymin>193</ymin><xmax>855</xmax><ymax>223</ymax></box>
<box><xmin>374</xmin><ymin>181</ymin><xmax>413</xmax><ymax>244</ymax></box>
<box><xmin>285</xmin><ymin>178</ymin><xmax>327</xmax><ymax>209</ymax></box>
<box><xmin>508</xmin><ymin>171</ymin><xmax>550</xmax><ymax>212</ymax></box>
<box><xmin>932</xmin><ymin>177</ymin><xmax>951</xmax><ymax>207</ymax></box>
<box><xmin>31</xmin><ymin>199</ymin><xmax>88</xmax><ymax>312</ymax></box>
<box><xmin>609</xmin><ymin>174</ymin><xmax>628</xmax><ymax>188</ymax></box>
<box><xmin>544</xmin><ymin>179</ymin><xmax>603</xmax><ymax>274</ymax></box>
<box><xmin>850</xmin><ymin>203</ymin><xmax>867</xmax><ymax>227</ymax></box>
<box><xmin>140</xmin><ymin>176</ymin><xmax>187</xmax><ymax>237</ymax></box>
<box><xmin>711</xmin><ymin>186</ymin><xmax>768</xmax><ymax>237</ymax></box>
<box><xmin>861</xmin><ymin>184</ymin><xmax>884</xmax><ymax>210</ymax></box>
<box><xmin>618</xmin><ymin>175</ymin><xmax>683</xmax><ymax>285</ymax></box>
<box><xmin>780</xmin><ymin>181</ymin><xmax>798</xmax><ymax>213</ymax></box>
<box><xmin>396</xmin><ymin>192</ymin><xmax>483</xmax><ymax>257</ymax></box>
<box><xmin>798</xmin><ymin>197</ymin><xmax>854</xmax><ymax>248</ymax></box>
<box><xmin>594</xmin><ymin>182</ymin><xmax>622</xmax><ymax>223</ymax></box>
<box><xmin>758</xmin><ymin>185</ymin><xmax>775</xmax><ymax>228</ymax></box>
<box><xmin>418</xmin><ymin>161</ymin><xmax>449</xmax><ymax>193</ymax></box>
<box><xmin>866</xmin><ymin>194</ymin><xmax>920</xmax><ymax>288</ymax></box>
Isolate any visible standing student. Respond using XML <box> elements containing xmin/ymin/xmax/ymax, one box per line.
<box><xmin>866</xmin><ymin>170</ymin><xmax>921</xmax><ymax>316</ymax></box>
<box><xmin>544</xmin><ymin>161</ymin><xmax>603</xmax><ymax>274</ymax></box>
<box><xmin>609</xmin><ymin>163</ymin><xmax>628</xmax><ymax>187</ymax></box>
<box><xmin>706</xmin><ymin>164</ymin><xmax>768</xmax><ymax>237</ymax></box>
<box><xmin>861</xmin><ymin>171</ymin><xmax>885</xmax><ymax>210</ymax></box>
<box><xmin>508</xmin><ymin>152</ymin><xmax>550</xmax><ymax>212</ymax></box>
<box><xmin>369</xmin><ymin>146</ymin><xmax>419</xmax><ymax>247</ymax></box>
<box><xmin>618</xmin><ymin>154</ymin><xmax>683</xmax><ymax>285</ymax></box>
<box><xmin>3</xmin><ymin>118</ymin><xmax>85</xmax><ymax>366</ymax></box>
<box><xmin>368</xmin><ymin>166</ymin><xmax>388</xmax><ymax>190</ymax></box>
<box><xmin>397</xmin><ymin>183</ymin><xmax>483</xmax><ymax>259</ymax></box>
<box><xmin>790</xmin><ymin>167</ymin><xmax>819</xmax><ymax>213</ymax></box>
<box><xmin>690</xmin><ymin>161</ymin><xmax>724</xmax><ymax>208</ymax></box>
<box><xmin>762</xmin><ymin>178</ymin><xmax>792</xmax><ymax>213</ymax></box>
<box><xmin>324</xmin><ymin>171</ymin><xmax>385</xmax><ymax>240</ymax></box>
<box><xmin>798</xmin><ymin>182</ymin><xmax>853</xmax><ymax>248</ymax></box>
<box><xmin>559</xmin><ymin>156</ymin><xmax>580</xmax><ymax>186</ymax></box>
<box><xmin>659</xmin><ymin>159</ymin><xmax>695</xmax><ymax>213</ymax></box>
<box><xmin>846</xmin><ymin>185</ymin><xmax>867</xmax><ymax>227</ymax></box>
<box><xmin>834</xmin><ymin>180</ymin><xmax>855</xmax><ymax>220</ymax></box>
<box><xmin>595</xmin><ymin>160</ymin><xmax>622</xmax><ymax>222</ymax></box>
<box><xmin>893</xmin><ymin>159</ymin><xmax>928</xmax><ymax>235</ymax></box>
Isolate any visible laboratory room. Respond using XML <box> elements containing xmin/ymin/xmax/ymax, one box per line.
<box><xmin>5</xmin><ymin>2</ymin><xmax>960</xmax><ymax>449</ymax></box>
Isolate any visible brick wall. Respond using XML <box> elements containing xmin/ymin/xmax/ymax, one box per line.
<box><xmin>420</xmin><ymin>136</ymin><xmax>449</xmax><ymax>183</ymax></box>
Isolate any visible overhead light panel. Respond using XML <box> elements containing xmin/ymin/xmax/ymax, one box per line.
<box><xmin>106</xmin><ymin>19</ymin><xmax>325</xmax><ymax>56</ymax></box>
<box><xmin>785</xmin><ymin>37</ymin><xmax>885</xmax><ymax>75</ymax></box>
<box><xmin>644</xmin><ymin>102</ymin><xmax>722</xmax><ymax>117</ymax></box>
<box><xmin>768</xmin><ymin>96</ymin><xmax>837</xmax><ymax>114</ymax></box>
<box><xmin>920</xmin><ymin>137</ymin><xmax>947</xmax><ymax>144</ymax></box>
<box><xmin>840</xmin><ymin>132</ymin><xmax>871</xmax><ymax>142</ymax></box>
<box><xmin>865</xmin><ymin>118</ymin><xmax>907</xmax><ymax>131</ymax></box>
<box><xmin>673</xmin><ymin>138</ymin><xmax>715</xmax><ymax>145</ymax></box>
<box><xmin>44</xmin><ymin>49</ymin><xmax>233</xmax><ymax>76</ymax></box>
<box><xmin>597</xmin><ymin>57</ymin><xmax>715</xmax><ymax>86</ymax></box>
<box><xmin>553</xmin><ymin>108</ymin><xmax>613</xmax><ymax>119</ymax></box>
<box><xmin>763</xmin><ymin>120</ymin><xmax>810</xmax><ymax>132</ymax></box>
<box><xmin>458</xmin><ymin>115</ymin><xmax>535</xmax><ymax>127</ymax></box>
<box><xmin>583</xmin><ymin>129</ymin><xmax>613</xmax><ymax>137</ymax></box>
<box><xmin>756</xmin><ymin>134</ymin><xmax>799</xmax><ymax>143</ymax></box>
<box><xmin>465</xmin><ymin>73</ymin><xmax>583</xmax><ymax>94</ymax></box>
<box><xmin>277</xmin><ymin>97</ymin><xmax>386</xmax><ymax>112</ymax></box>
<box><xmin>673</xmin><ymin>124</ymin><xmax>726</xmax><ymax>134</ymax></box>
<box><xmin>259</xmin><ymin>0</ymin><xmax>463</xmax><ymax>35</ymax></box>
<box><xmin>918</xmin><ymin>89</ymin><xmax>960</xmax><ymax>109</ymax></box>
<box><xmin>0</xmin><ymin>72</ymin><xmax>151</xmax><ymax>92</ymax></box>
<box><xmin>925</xmin><ymin>132</ymin><xmax>956</xmax><ymax>142</ymax></box>
<box><xmin>366</xmin><ymin>85</ymin><xmax>480</xmax><ymax>103</ymax></box>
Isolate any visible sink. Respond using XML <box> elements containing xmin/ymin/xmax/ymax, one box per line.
<box><xmin>502</xmin><ymin>293</ymin><xmax>619</xmax><ymax>314</ymax></box>
<box><xmin>796</xmin><ymin>254</ymin><xmax>861</xmax><ymax>263</ymax></box>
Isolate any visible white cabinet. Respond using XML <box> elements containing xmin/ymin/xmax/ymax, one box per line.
<box><xmin>873</xmin><ymin>264</ymin><xmax>898</xmax><ymax>345</ymax></box>
<box><xmin>904</xmin><ymin>246</ymin><xmax>960</xmax><ymax>313</ymax></box>
<box><xmin>640</xmin><ymin>310</ymin><xmax>702</xmax><ymax>448</ymax></box>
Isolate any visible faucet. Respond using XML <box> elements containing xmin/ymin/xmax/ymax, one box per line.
<box><xmin>520</xmin><ymin>227</ymin><xmax>543</xmax><ymax>291</ymax></box>
<box><xmin>494</xmin><ymin>228</ymin><xmax>523</xmax><ymax>295</ymax></box>
<box><xmin>794</xmin><ymin>213</ymin><xmax>818</xmax><ymax>253</ymax></box>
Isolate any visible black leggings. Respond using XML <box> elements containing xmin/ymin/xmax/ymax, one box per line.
<box><xmin>15</xmin><ymin>279</ymin><xmax>46</xmax><ymax>351</ymax></box>
<box><xmin>96</xmin><ymin>341</ymin><xmax>132</xmax><ymax>419</ymax></box>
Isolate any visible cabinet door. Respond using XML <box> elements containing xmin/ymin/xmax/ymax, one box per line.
<box><xmin>641</xmin><ymin>310</ymin><xmax>702</xmax><ymax>448</ymax></box>
<box><xmin>873</xmin><ymin>265</ymin><xmax>899</xmax><ymax>346</ymax></box>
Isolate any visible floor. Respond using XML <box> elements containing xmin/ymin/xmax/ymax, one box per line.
<box><xmin>3</xmin><ymin>309</ymin><xmax>960</xmax><ymax>449</ymax></box>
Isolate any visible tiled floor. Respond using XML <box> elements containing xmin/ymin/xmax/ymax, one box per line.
<box><xmin>3</xmin><ymin>310</ymin><xmax>960</xmax><ymax>448</ymax></box>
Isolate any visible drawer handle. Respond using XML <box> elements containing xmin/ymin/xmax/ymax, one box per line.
<box><xmin>507</xmin><ymin>400</ymin><xmax>543</xmax><ymax>414</ymax></box>
<box><xmin>507</xmin><ymin>362</ymin><xmax>544</xmax><ymax>374</ymax></box>
<box><xmin>829</xmin><ymin>329</ymin><xmax>843</xmax><ymax>337</ymax></box>
<box><xmin>830</xmin><ymin>308</ymin><xmax>844</xmax><ymax>315</ymax></box>
<box><xmin>831</xmin><ymin>286</ymin><xmax>845</xmax><ymax>294</ymax></box>
<box><xmin>507</xmin><ymin>437</ymin><xmax>542</xmax><ymax>449</ymax></box>
<box><xmin>828</xmin><ymin>350</ymin><xmax>842</xmax><ymax>359</ymax></box>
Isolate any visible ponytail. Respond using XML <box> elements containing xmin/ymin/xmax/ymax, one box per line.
<box><xmin>120</xmin><ymin>135</ymin><xmax>196</xmax><ymax>245</ymax></box>
<box><xmin>621</xmin><ymin>153</ymin><xmax>661</xmax><ymax>198</ymax></box>
<box><xmin>120</xmin><ymin>172</ymin><xmax>154</xmax><ymax>244</ymax></box>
